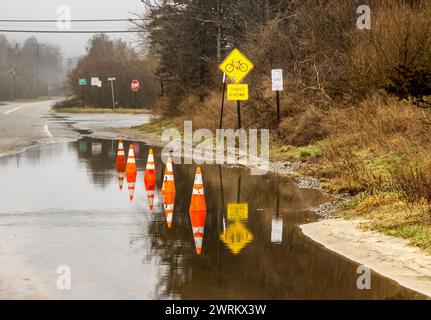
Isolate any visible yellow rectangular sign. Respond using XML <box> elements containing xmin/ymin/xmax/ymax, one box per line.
<box><xmin>227</xmin><ymin>84</ymin><xmax>249</xmax><ymax>101</ymax></box>
<box><xmin>227</xmin><ymin>203</ymin><xmax>249</xmax><ymax>221</ymax></box>
<box><xmin>219</xmin><ymin>48</ymin><xmax>254</xmax><ymax>84</ymax></box>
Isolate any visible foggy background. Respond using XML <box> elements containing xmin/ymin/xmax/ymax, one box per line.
<box><xmin>0</xmin><ymin>0</ymin><xmax>144</xmax><ymax>58</ymax></box>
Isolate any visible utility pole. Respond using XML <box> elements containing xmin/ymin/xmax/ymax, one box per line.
<box><xmin>11</xmin><ymin>68</ymin><xmax>16</xmax><ymax>101</ymax></box>
<box><xmin>11</xmin><ymin>44</ymin><xmax>17</xmax><ymax>101</ymax></box>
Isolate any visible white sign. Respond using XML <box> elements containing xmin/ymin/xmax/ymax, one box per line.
<box><xmin>91</xmin><ymin>77</ymin><xmax>99</xmax><ymax>86</ymax></box>
<box><xmin>98</xmin><ymin>80</ymin><xmax>102</xmax><ymax>88</ymax></box>
<box><xmin>271</xmin><ymin>218</ymin><xmax>283</xmax><ymax>244</ymax></box>
<box><xmin>271</xmin><ymin>69</ymin><xmax>283</xmax><ymax>92</ymax></box>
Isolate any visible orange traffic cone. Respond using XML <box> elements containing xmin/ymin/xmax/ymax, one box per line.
<box><xmin>116</xmin><ymin>139</ymin><xmax>127</xmax><ymax>172</ymax></box>
<box><xmin>162</xmin><ymin>155</ymin><xmax>176</xmax><ymax>228</ymax></box>
<box><xmin>144</xmin><ymin>149</ymin><xmax>157</xmax><ymax>210</ymax></box>
<box><xmin>126</xmin><ymin>144</ymin><xmax>137</xmax><ymax>201</ymax></box>
<box><xmin>189</xmin><ymin>167</ymin><xmax>207</xmax><ymax>255</ymax></box>
<box><xmin>162</xmin><ymin>155</ymin><xmax>176</xmax><ymax>198</ymax></box>
<box><xmin>144</xmin><ymin>149</ymin><xmax>157</xmax><ymax>187</ymax></box>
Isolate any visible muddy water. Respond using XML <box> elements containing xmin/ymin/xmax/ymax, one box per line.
<box><xmin>0</xmin><ymin>138</ymin><xmax>424</xmax><ymax>299</ymax></box>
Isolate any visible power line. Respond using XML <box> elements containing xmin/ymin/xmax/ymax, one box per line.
<box><xmin>0</xmin><ymin>29</ymin><xmax>142</xmax><ymax>34</ymax></box>
<box><xmin>0</xmin><ymin>18</ymin><xmax>146</xmax><ymax>22</ymax></box>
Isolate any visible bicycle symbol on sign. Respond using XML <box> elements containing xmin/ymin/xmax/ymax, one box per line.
<box><xmin>225</xmin><ymin>60</ymin><xmax>249</xmax><ymax>73</ymax></box>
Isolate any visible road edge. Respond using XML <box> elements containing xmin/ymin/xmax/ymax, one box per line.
<box><xmin>301</xmin><ymin>219</ymin><xmax>431</xmax><ymax>299</ymax></box>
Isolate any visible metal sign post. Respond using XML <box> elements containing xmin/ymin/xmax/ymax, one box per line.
<box><xmin>219</xmin><ymin>73</ymin><xmax>227</xmax><ymax>130</ymax></box>
<box><xmin>108</xmin><ymin>77</ymin><xmax>116</xmax><ymax>110</ymax></box>
<box><xmin>81</xmin><ymin>86</ymin><xmax>85</xmax><ymax>108</ymax></box>
<box><xmin>272</xmin><ymin>69</ymin><xmax>284</xmax><ymax>124</ymax></box>
<box><xmin>78</xmin><ymin>78</ymin><xmax>87</xmax><ymax>108</ymax></box>
<box><xmin>131</xmin><ymin>80</ymin><xmax>140</xmax><ymax>109</ymax></box>
<box><xmin>227</xmin><ymin>84</ymin><xmax>248</xmax><ymax>129</ymax></box>
<box><xmin>98</xmin><ymin>80</ymin><xmax>102</xmax><ymax>107</ymax></box>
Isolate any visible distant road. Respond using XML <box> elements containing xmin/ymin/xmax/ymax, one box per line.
<box><xmin>0</xmin><ymin>100</ymin><xmax>74</xmax><ymax>155</ymax></box>
<box><xmin>0</xmin><ymin>100</ymin><xmax>153</xmax><ymax>156</ymax></box>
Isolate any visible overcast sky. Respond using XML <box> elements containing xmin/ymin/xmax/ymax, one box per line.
<box><xmin>0</xmin><ymin>0</ymin><xmax>144</xmax><ymax>58</ymax></box>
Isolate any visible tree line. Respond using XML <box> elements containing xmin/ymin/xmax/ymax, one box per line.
<box><xmin>0</xmin><ymin>34</ymin><xmax>64</xmax><ymax>101</ymax></box>
<box><xmin>133</xmin><ymin>0</ymin><xmax>430</xmax><ymax>130</ymax></box>
<box><xmin>66</xmin><ymin>34</ymin><xmax>157</xmax><ymax>108</ymax></box>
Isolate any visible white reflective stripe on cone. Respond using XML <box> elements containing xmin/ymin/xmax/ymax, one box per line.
<box><xmin>164</xmin><ymin>174</ymin><xmax>174</xmax><ymax>182</ymax></box>
<box><xmin>192</xmin><ymin>188</ymin><xmax>205</xmax><ymax>195</ymax></box>
<box><xmin>194</xmin><ymin>174</ymin><xmax>203</xmax><ymax>185</ymax></box>
<box><xmin>194</xmin><ymin>236</ymin><xmax>203</xmax><ymax>249</ymax></box>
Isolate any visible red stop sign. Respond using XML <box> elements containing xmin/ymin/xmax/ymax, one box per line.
<box><xmin>131</xmin><ymin>80</ymin><xmax>140</xmax><ymax>92</ymax></box>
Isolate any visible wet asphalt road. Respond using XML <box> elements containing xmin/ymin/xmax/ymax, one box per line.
<box><xmin>0</xmin><ymin>100</ymin><xmax>151</xmax><ymax>155</ymax></box>
<box><xmin>0</xmin><ymin>100</ymin><xmax>71</xmax><ymax>155</ymax></box>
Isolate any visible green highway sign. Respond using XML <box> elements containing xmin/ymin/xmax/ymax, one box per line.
<box><xmin>78</xmin><ymin>78</ymin><xmax>87</xmax><ymax>86</ymax></box>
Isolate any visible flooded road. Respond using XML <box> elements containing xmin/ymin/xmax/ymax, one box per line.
<box><xmin>0</xmin><ymin>138</ymin><xmax>424</xmax><ymax>299</ymax></box>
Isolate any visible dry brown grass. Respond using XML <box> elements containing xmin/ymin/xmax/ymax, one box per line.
<box><xmin>296</xmin><ymin>95</ymin><xmax>431</xmax><ymax>197</ymax></box>
<box><xmin>153</xmin><ymin>90</ymin><xmax>239</xmax><ymax>130</ymax></box>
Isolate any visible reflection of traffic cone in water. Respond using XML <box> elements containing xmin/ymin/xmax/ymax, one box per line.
<box><xmin>116</xmin><ymin>139</ymin><xmax>127</xmax><ymax>191</ymax></box>
<box><xmin>126</xmin><ymin>144</ymin><xmax>137</xmax><ymax>201</ymax></box>
<box><xmin>189</xmin><ymin>167</ymin><xmax>207</xmax><ymax>255</ymax></box>
<box><xmin>145</xmin><ymin>183</ymin><xmax>156</xmax><ymax>213</ymax></box>
<box><xmin>117</xmin><ymin>171</ymin><xmax>125</xmax><ymax>191</ymax></box>
<box><xmin>162</xmin><ymin>155</ymin><xmax>176</xmax><ymax>228</ymax></box>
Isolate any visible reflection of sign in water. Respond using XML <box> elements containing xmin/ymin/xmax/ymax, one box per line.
<box><xmin>271</xmin><ymin>218</ymin><xmax>283</xmax><ymax>244</ymax></box>
<box><xmin>78</xmin><ymin>140</ymin><xmax>87</xmax><ymax>153</ymax></box>
<box><xmin>91</xmin><ymin>142</ymin><xmax>102</xmax><ymax>155</ymax></box>
<box><xmin>227</xmin><ymin>203</ymin><xmax>248</xmax><ymax>221</ymax></box>
<box><xmin>220</xmin><ymin>221</ymin><xmax>253</xmax><ymax>255</ymax></box>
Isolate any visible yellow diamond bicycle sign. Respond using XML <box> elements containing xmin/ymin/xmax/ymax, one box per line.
<box><xmin>219</xmin><ymin>48</ymin><xmax>254</xmax><ymax>84</ymax></box>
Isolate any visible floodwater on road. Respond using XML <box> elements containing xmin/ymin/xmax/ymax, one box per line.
<box><xmin>0</xmin><ymin>138</ymin><xmax>425</xmax><ymax>299</ymax></box>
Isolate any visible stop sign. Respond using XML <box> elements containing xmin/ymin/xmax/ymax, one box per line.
<box><xmin>131</xmin><ymin>80</ymin><xmax>140</xmax><ymax>92</ymax></box>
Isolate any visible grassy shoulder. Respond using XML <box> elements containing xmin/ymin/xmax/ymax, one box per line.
<box><xmin>132</xmin><ymin>119</ymin><xmax>180</xmax><ymax>135</ymax></box>
<box><xmin>278</xmin><ymin>139</ymin><xmax>431</xmax><ymax>253</ymax></box>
